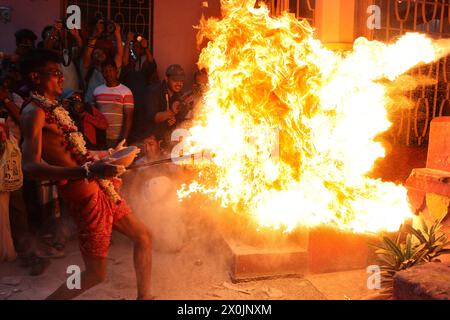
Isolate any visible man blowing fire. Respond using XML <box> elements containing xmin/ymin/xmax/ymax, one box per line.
<box><xmin>20</xmin><ymin>49</ymin><xmax>153</xmax><ymax>300</ymax></box>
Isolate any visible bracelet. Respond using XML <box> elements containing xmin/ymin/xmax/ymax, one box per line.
<box><xmin>82</xmin><ymin>162</ymin><xmax>93</xmax><ymax>179</ymax></box>
<box><xmin>107</xmin><ymin>148</ymin><xmax>114</xmax><ymax>156</ymax></box>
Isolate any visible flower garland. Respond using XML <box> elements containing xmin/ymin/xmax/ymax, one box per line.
<box><xmin>30</xmin><ymin>92</ymin><xmax>122</xmax><ymax>203</ymax></box>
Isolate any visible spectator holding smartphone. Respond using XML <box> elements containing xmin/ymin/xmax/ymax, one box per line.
<box><xmin>40</xmin><ymin>21</ymin><xmax>84</xmax><ymax>94</ymax></box>
<box><xmin>82</xmin><ymin>19</ymin><xmax>124</xmax><ymax>103</ymax></box>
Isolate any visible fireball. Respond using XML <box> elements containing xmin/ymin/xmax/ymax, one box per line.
<box><xmin>178</xmin><ymin>0</ymin><xmax>450</xmax><ymax>233</ymax></box>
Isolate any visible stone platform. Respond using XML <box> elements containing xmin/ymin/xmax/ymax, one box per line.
<box><xmin>222</xmin><ymin>226</ymin><xmax>378</xmax><ymax>283</ymax></box>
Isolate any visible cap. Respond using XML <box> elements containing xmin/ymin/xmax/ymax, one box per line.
<box><xmin>166</xmin><ymin>64</ymin><xmax>186</xmax><ymax>81</ymax></box>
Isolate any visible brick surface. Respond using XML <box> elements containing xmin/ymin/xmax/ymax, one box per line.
<box><xmin>405</xmin><ymin>117</ymin><xmax>450</xmax><ymax>222</ymax></box>
<box><xmin>224</xmin><ymin>226</ymin><xmax>378</xmax><ymax>281</ymax></box>
<box><xmin>427</xmin><ymin>117</ymin><xmax>450</xmax><ymax>171</ymax></box>
<box><xmin>223</xmin><ymin>236</ymin><xmax>308</xmax><ymax>283</ymax></box>
<box><xmin>308</xmin><ymin>226</ymin><xmax>376</xmax><ymax>274</ymax></box>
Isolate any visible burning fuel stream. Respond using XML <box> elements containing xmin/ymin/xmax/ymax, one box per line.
<box><xmin>177</xmin><ymin>0</ymin><xmax>450</xmax><ymax>233</ymax></box>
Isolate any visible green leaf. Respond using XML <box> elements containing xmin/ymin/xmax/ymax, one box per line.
<box><xmin>395</xmin><ymin>229</ymin><xmax>402</xmax><ymax>246</ymax></box>
<box><xmin>383</xmin><ymin>236</ymin><xmax>404</xmax><ymax>260</ymax></box>
<box><xmin>405</xmin><ymin>234</ymin><xmax>412</xmax><ymax>259</ymax></box>
<box><xmin>411</xmin><ymin>243</ymin><xmax>427</xmax><ymax>260</ymax></box>
<box><xmin>435</xmin><ymin>216</ymin><xmax>445</xmax><ymax>226</ymax></box>
<box><xmin>404</xmin><ymin>224</ymin><xmax>427</xmax><ymax>243</ymax></box>
<box><xmin>369</xmin><ymin>243</ymin><xmax>385</xmax><ymax>250</ymax></box>
<box><xmin>434</xmin><ymin>234</ymin><xmax>448</xmax><ymax>245</ymax></box>
<box><xmin>421</xmin><ymin>217</ymin><xmax>429</xmax><ymax>235</ymax></box>
<box><xmin>378</xmin><ymin>256</ymin><xmax>396</xmax><ymax>268</ymax></box>
<box><xmin>411</xmin><ymin>251</ymin><xmax>428</xmax><ymax>266</ymax></box>
<box><xmin>376</xmin><ymin>250</ymin><xmax>394</xmax><ymax>257</ymax></box>
<box><xmin>429</xmin><ymin>223</ymin><xmax>437</xmax><ymax>245</ymax></box>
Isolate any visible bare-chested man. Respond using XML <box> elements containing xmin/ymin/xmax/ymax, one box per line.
<box><xmin>20</xmin><ymin>49</ymin><xmax>153</xmax><ymax>300</ymax></box>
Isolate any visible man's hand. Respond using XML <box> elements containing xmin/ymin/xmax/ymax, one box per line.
<box><xmin>69</xmin><ymin>28</ymin><xmax>80</xmax><ymax>38</ymax></box>
<box><xmin>54</xmin><ymin>20</ymin><xmax>63</xmax><ymax>32</ymax></box>
<box><xmin>167</xmin><ymin>116</ymin><xmax>176</xmax><ymax>127</ymax></box>
<box><xmin>164</xmin><ymin>110</ymin><xmax>175</xmax><ymax>120</ymax></box>
<box><xmin>114</xmin><ymin>23</ymin><xmax>121</xmax><ymax>37</ymax></box>
<box><xmin>126</xmin><ymin>32</ymin><xmax>135</xmax><ymax>43</ymax></box>
<box><xmin>0</xmin><ymin>86</ymin><xmax>10</xmax><ymax>101</ymax></box>
<box><xmin>93</xmin><ymin>20</ymin><xmax>105</xmax><ymax>38</ymax></box>
<box><xmin>89</xmin><ymin>159</ymin><xmax>126</xmax><ymax>179</ymax></box>
<box><xmin>115</xmin><ymin>139</ymin><xmax>127</xmax><ymax>151</ymax></box>
<box><xmin>163</xmin><ymin>110</ymin><xmax>177</xmax><ymax>126</ymax></box>
<box><xmin>172</xmin><ymin>101</ymin><xmax>181</xmax><ymax>114</ymax></box>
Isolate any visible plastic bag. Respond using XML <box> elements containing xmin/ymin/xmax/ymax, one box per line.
<box><xmin>0</xmin><ymin>137</ymin><xmax>23</xmax><ymax>192</ymax></box>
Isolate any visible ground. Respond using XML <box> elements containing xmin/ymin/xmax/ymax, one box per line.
<box><xmin>0</xmin><ymin>230</ymin><xmax>374</xmax><ymax>300</ymax></box>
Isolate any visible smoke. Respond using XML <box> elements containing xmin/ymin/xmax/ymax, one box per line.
<box><xmin>122</xmin><ymin>166</ymin><xmax>188</xmax><ymax>253</ymax></box>
<box><xmin>120</xmin><ymin>165</ymin><xmax>235</xmax><ymax>297</ymax></box>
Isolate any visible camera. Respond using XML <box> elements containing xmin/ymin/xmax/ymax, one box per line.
<box><xmin>64</xmin><ymin>92</ymin><xmax>86</xmax><ymax>116</ymax></box>
<box><xmin>97</xmin><ymin>19</ymin><xmax>116</xmax><ymax>35</ymax></box>
<box><xmin>129</xmin><ymin>35</ymin><xmax>145</xmax><ymax>61</ymax></box>
<box><xmin>106</xmin><ymin>20</ymin><xmax>116</xmax><ymax>34</ymax></box>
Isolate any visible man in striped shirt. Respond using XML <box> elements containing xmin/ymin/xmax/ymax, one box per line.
<box><xmin>93</xmin><ymin>60</ymin><xmax>134</xmax><ymax>148</ymax></box>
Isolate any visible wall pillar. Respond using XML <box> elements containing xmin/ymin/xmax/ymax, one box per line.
<box><xmin>315</xmin><ymin>0</ymin><xmax>375</xmax><ymax>50</ymax></box>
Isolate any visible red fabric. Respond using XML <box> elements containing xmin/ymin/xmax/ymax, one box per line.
<box><xmin>58</xmin><ymin>180</ymin><xmax>130</xmax><ymax>258</ymax></box>
<box><xmin>83</xmin><ymin>107</ymin><xmax>109</xmax><ymax>145</ymax></box>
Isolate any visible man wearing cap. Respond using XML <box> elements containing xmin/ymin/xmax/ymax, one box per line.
<box><xmin>129</xmin><ymin>64</ymin><xmax>187</xmax><ymax>148</ymax></box>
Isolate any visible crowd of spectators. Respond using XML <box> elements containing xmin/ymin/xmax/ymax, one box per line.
<box><xmin>0</xmin><ymin>19</ymin><xmax>207</xmax><ymax>274</ymax></box>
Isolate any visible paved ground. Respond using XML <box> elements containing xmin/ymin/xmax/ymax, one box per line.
<box><xmin>0</xmin><ymin>235</ymin><xmax>374</xmax><ymax>300</ymax></box>
<box><xmin>0</xmin><ymin>207</ymin><xmax>375</xmax><ymax>300</ymax></box>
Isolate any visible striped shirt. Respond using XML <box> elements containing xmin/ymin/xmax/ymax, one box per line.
<box><xmin>93</xmin><ymin>84</ymin><xmax>134</xmax><ymax>141</ymax></box>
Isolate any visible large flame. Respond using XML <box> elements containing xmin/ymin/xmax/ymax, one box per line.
<box><xmin>178</xmin><ymin>0</ymin><xmax>450</xmax><ymax>233</ymax></box>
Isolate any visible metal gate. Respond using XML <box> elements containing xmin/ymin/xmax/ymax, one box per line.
<box><xmin>262</xmin><ymin>0</ymin><xmax>315</xmax><ymax>24</ymax></box>
<box><xmin>63</xmin><ymin>0</ymin><xmax>154</xmax><ymax>51</ymax></box>
<box><xmin>267</xmin><ymin>0</ymin><xmax>450</xmax><ymax>146</ymax></box>
<box><xmin>372</xmin><ymin>0</ymin><xmax>450</xmax><ymax>146</ymax></box>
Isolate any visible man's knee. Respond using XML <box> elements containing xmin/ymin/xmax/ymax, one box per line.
<box><xmin>84</xmin><ymin>268</ymin><xmax>107</xmax><ymax>286</ymax></box>
<box><xmin>136</xmin><ymin>229</ymin><xmax>152</xmax><ymax>248</ymax></box>
<box><xmin>84</xmin><ymin>260</ymin><xmax>107</xmax><ymax>286</ymax></box>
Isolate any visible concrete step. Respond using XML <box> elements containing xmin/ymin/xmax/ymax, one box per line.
<box><xmin>221</xmin><ymin>226</ymin><xmax>379</xmax><ymax>282</ymax></box>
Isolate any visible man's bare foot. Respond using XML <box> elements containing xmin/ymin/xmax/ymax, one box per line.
<box><xmin>29</xmin><ymin>257</ymin><xmax>51</xmax><ymax>276</ymax></box>
<box><xmin>35</xmin><ymin>245</ymin><xmax>65</xmax><ymax>259</ymax></box>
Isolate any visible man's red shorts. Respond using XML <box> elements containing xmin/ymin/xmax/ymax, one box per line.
<box><xmin>58</xmin><ymin>180</ymin><xmax>131</xmax><ymax>258</ymax></box>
